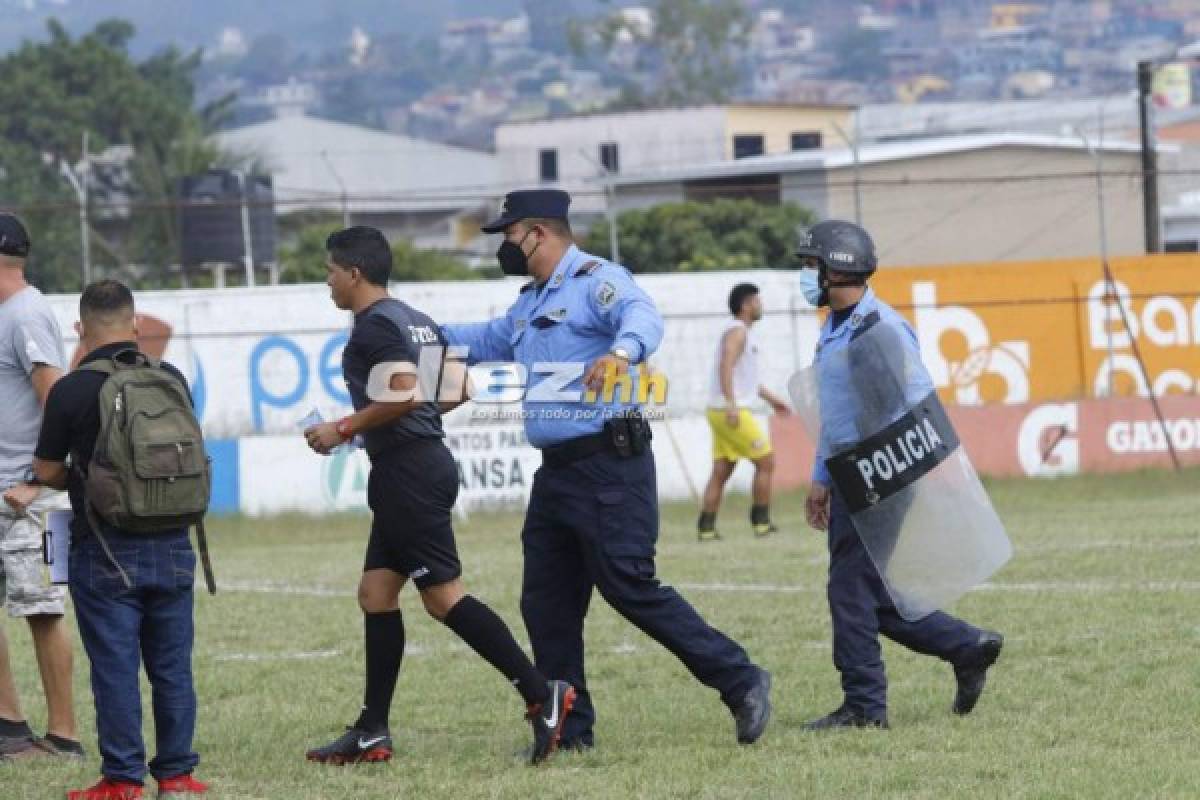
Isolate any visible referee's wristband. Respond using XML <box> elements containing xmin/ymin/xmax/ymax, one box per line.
<box><xmin>335</xmin><ymin>417</ymin><xmax>355</xmax><ymax>440</ymax></box>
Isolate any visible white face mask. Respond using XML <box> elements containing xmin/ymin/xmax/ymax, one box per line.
<box><xmin>798</xmin><ymin>268</ymin><xmax>825</xmax><ymax>307</ymax></box>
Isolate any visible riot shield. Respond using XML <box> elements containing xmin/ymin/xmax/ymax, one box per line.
<box><xmin>789</xmin><ymin>322</ymin><xmax>1011</xmax><ymax>621</ymax></box>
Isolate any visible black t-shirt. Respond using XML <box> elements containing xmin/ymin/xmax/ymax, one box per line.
<box><xmin>342</xmin><ymin>298</ymin><xmax>446</xmax><ymax>458</ymax></box>
<box><xmin>35</xmin><ymin>341</ymin><xmax>190</xmax><ymax>537</ymax></box>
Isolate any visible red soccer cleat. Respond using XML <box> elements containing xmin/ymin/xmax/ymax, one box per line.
<box><xmin>65</xmin><ymin>777</ymin><xmax>144</xmax><ymax>800</ymax></box>
<box><xmin>157</xmin><ymin>773</ymin><xmax>210</xmax><ymax>797</ymax></box>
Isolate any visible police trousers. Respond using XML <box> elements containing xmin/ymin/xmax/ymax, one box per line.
<box><xmin>827</xmin><ymin>492</ymin><xmax>981</xmax><ymax>718</ymax></box>
<box><xmin>520</xmin><ymin>448</ymin><xmax>757</xmax><ymax>746</ymax></box>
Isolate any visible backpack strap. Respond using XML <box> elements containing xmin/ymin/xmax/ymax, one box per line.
<box><xmin>195</xmin><ymin>520</ymin><xmax>217</xmax><ymax>595</ymax></box>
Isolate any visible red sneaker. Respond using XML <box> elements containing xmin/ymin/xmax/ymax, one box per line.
<box><xmin>65</xmin><ymin>777</ymin><xmax>144</xmax><ymax>800</ymax></box>
<box><xmin>156</xmin><ymin>774</ymin><xmax>209</xmax><ymax>797</ymax></box>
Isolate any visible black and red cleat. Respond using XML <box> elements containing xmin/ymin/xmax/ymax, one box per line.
<box><xmin>305</xmin><ymin>726</ymin><xmax>393</xmax><ymax>766</ymax></box>
<box><xmin>526</xmin><ymin>680</ymin><xmax>576</xmax><ymax>766</ymax></box>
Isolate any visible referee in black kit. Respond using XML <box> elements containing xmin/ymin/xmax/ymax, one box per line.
<box><xmin>303</xmin><ymin>227</ymin><xmax>574</xmax><ymax>765</ymax></box>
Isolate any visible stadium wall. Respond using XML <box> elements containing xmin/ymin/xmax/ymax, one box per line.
<box><xmin>44</xmin><ymin>254</ymin><xmax>1200</xmax><ymax>514</ymax></box>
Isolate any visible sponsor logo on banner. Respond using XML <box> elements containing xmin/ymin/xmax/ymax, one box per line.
<box><xmin>1106</xmin><ymin>417</ymin><xmax>1200</xmax><ymax>454</ymax></box>
<box><xmin>1016</xmin><ymin>403</ymin><xmax>1080</xmax><ymax>477</ymax></box>
<box><xmin>445</xmin><ymin>426</ymin><xmax>539</xmax><ymax>512</ymax></box>
<box><xmin>318</xmin><ymin>427</ymin><xmax>540</xmax><ymax>513</ymax></box>
<box><xmin>912</xmin><ymin>283</ymin><xmax>1031</xmax><ymax>406</ymax></box>
<box><xmin>1086</xmin><ymin>280</ymin><xmax>1200</xmax><ymax>397</ymax></box>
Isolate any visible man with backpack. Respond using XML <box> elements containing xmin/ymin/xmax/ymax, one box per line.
<box><xmin>33</xmin><ymin>280</ymin><xmax>210</xmax><ymax>800</ymax></box>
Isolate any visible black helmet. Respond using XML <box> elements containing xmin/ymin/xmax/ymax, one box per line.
<box><xmin>794</xmin><ymin>219</ymin><xmax>877</xmax><ymax>276</ymax></box>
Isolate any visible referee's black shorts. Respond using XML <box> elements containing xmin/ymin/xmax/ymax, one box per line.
<box><xmin>364</xmin><ymin>437</ymin><xmax>461</xmax><ymax>589</ymax></box>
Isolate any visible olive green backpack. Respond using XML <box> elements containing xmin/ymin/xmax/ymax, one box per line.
<box><xmin>79</xmin><ymin>349</ymin><xmax>216</xmax><ymax>593</ymax></box>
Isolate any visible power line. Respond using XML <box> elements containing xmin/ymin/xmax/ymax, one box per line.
<box><xmin>5</xmin><ymin>168</ymin><xmax>1200</xmax><ymax>214</ymax></box>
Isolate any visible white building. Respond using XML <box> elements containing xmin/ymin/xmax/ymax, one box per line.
<box><xmin>607</xmin><ymin>133</ymin><xmax>1151</xmax><ymax>266</ymax></box>
<box><xmin>215</xmin><ymin>115</ymin><xmax>500</xmax><ymax>254</ymax></box>
<box><xmin>494</xmin><ymin>103</ymin><xmax>856</xmax><ymax>216</ymax></box>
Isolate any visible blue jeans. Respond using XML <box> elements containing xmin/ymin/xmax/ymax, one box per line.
<box><xmin>69</xmin><ymin>530</ymin><xmax>199</xmax><ymax>785</ymax></box>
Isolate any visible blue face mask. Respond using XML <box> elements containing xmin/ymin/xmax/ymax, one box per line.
<box><xmin>798</xmin><ymin>268</ymin><xmax>826</xmax><ymax>307</ymax></box>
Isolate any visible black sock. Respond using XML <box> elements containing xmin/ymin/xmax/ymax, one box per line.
<box><xmin>0</xmin><ymin>717</ymin><xmax>33</xmax><ymax>738</ymax></box>
<box><xmin>751</xmin><ymin>505</ymin><xmax>771</xmax><ymax>526</ymax></box>
<box><xmin>698</xmin><ymin>511</ymin><xmax>716</xmax><ymax>531</ymax></box>
<box><xmin>355</xmin><ymin>610</ymin><xmax>404</xmax><ymax>732</ymax></box>
<box><xmin>443</xmin><ymin>595</ymin><xmax>550</xmax><ymax>706</ymax></box>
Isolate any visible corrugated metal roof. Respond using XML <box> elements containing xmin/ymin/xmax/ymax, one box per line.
<box><xmin>611</xmin><ymin>132</ymin><xmax>1151</xmax><ymax>187</ymax></box>
<box><xmin>214</xmin><ymin>115</ymin><xmax>500</xmax><ymax>213</ymax></box>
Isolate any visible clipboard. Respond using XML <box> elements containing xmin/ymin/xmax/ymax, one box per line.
<box><xmin>40</xmin><ymin>509</ymin><xmax>73</xmax><ymax>585</ymax></box>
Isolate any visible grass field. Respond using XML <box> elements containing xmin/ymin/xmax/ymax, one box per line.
<box><xmin>3</xmin><ymin>469</ymin><xmax>1199</xmax><ymax>799</ymax></box>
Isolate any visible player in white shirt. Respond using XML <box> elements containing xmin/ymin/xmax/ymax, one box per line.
<box><xmin>698</xmin><ymin>283</ymin><xmax>791</xmax><ymax>541</ymax></box>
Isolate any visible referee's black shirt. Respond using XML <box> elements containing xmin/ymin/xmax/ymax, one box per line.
<box><xmin>342</xmin><ymin>297</ymin><xmax>446</xmax><ymax>459</ymax></box>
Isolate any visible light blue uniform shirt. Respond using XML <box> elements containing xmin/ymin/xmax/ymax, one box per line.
<box><xmin>811</xmin><ymin>286</ymin><xmax>933</xmax><ymax>486</ymax></box>
<box><xmin>442</xmin><ymin>245</ymin><xmax>664</xmax><ymax>449</ymax></box>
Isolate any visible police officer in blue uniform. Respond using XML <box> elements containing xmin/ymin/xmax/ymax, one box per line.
<box><xmin>797</xmin><ymin>220</ymin><xmax>1004</xmax><ymax>730</ymax></box>
<box><xmin>443</xmin><ymin>189</ymin><xmax>771</xmax><ymax>750</ymax></box>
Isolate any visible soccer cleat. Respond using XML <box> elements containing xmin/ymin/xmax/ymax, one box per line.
<box><xmin>953</xmin><ymin>630</ymin><xmax>1004</xmax><ymax>715</ymax></box>
<box><xmin>35</xmin><ymin>733</ymin><xmax>86</xmax><ymax>759</ymax></box>
<box><xmin>65</xmin><ymin>777</ymin><xmax>144</xmax><ymax>800</ymax></box>
<box><xmin>157</xmin><ymin>773</ymin><xmax>209</xmax><ymax>798</ymax></box>
<box><xmin>697</xmin><ymin>528</ymin><xmax>722</xmax><ymax>542</ymax></box>
<box><xmin>801</xmin><ymin>705</ymin><xmax>889</xmax><ymax>731</ymax></box>
<box><xmin>752</xmin><ymin>522</ymin><xmax>778</xmax><ymax>538</ymax></box>
<box><xmin>526</xmin><ymin>680</ymin><xmax>576</xmax><ymax>765</ymax></box>
<box><xmin>305</xmin><ymin>726</ymin><xmax>393</xmax><ymax>765</ymax></box>
<box><xmin>731</xmin><ymin>668</ymin><xmax>772</xmax><ymax>744</ymax></box>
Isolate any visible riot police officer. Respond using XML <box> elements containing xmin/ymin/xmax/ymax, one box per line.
<box><xmin>796</xmin><ymin>220</ymin><xmax>1004</xmax><ymax>730</ymax></box>
<box><xmin>443</xmin><ymin>189</ymin><xmax>771</xmax><ymax>751</ymax></box>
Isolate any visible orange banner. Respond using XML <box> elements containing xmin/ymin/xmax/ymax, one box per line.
<box><xmin>771</xmin><ymin>395</ymin><xmax>1200</xmax><ymax>487</ymax></box>
<box><xmin>861</xmin><ymin>254</ymin><xmax>1200</xmax><ymax>407</ymax></box>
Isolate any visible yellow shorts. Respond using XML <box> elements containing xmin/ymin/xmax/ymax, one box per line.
<box><xmin>706</xmin><ymin>409</ymin><xmax>773</xmax><ymax>462</ymax></box>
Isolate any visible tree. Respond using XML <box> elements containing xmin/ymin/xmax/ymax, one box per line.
<box><xmin>650</xmin><ymin>0</ymin><xmax>752</xmax><ymax>105</ymax></box>
<box><xmin>0</xmin><ymin>19</ymin><xmax>240</xmax><ymax>291</ymax></box>
<box><xmin>583</xmin><ymin>199</ymin><xmax>816</xmax><ymax>273</ymax></box>
<box><xmin>278</xmin><ymin>220</ymin><xmax>480</xmax><ymax>284</ymax></box>
<box><xmin>583</xmin><ymin>0</ymin><xmax>751</xmax><ymax>107</ymax></box>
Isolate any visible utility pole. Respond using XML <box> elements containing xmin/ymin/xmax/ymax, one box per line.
<box><xmin>832</xmin><ymin>120</ymin><xmax>862</xmax><ymax>226</ymax></box>
<box><xmin>579</xmin><ymin>148</ymin><xmax>620</xmax><ymax>263</ymax></box>
<box><xmin>321</xmin><ymin>149</ymin><xmax>351</xmax><ymax>227</ymax></box>
<box><xmin>233</xmin><ymin>170</ymin><xmax>256</xmax><ymax>287</ymax></box>
<box><xmin>59</xmin><ymin>131</ymin><xmax>92</xmax><ymax>286</ymax></box>
<box><xmin>1136</xmin><ymin>59</ymin><xmax>1160</xmax><ymax>253</ymax></box>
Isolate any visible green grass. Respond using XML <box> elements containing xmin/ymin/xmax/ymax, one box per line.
<box><xmin>4</xmin><ymin>470</ymin><xmax>1199</xmax><ymax>799</ymax></box>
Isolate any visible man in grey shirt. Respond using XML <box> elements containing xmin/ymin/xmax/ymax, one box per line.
<box><xmin>0</xmin><ymin>214</ymin><xmax>81</xmax><ymax>759</ymax></box>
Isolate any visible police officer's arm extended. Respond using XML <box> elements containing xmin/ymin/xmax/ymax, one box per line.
<box><xmin>440</xmin><ymin>314</ymin><xmax>516</xmax><ymax>366</ymax></box>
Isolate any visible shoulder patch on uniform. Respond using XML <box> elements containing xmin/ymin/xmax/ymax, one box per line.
<box><xmin>518</xmin><ymin>280</ymin><xmax>536</xmax><ymax>293</ymax></box>
<box><xmin>849</xmin><ymin>310</ymin><xmax>882</xmax><ymax>341</ymax></box>
<box><xmin>574</xmin><ymin>260</ymin><xmax>602</xmax><ymax>277</ymax></box>
<box><xmin>595</xmin><ymin>280</ymin><xmax>619</xmax><ymax>309</ymax></box>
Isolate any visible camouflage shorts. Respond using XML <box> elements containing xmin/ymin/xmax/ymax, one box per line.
<box><xmin>0</xmin><ymin>489</ymin><xmax>69</xmax><ymax>618</ymax></box>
